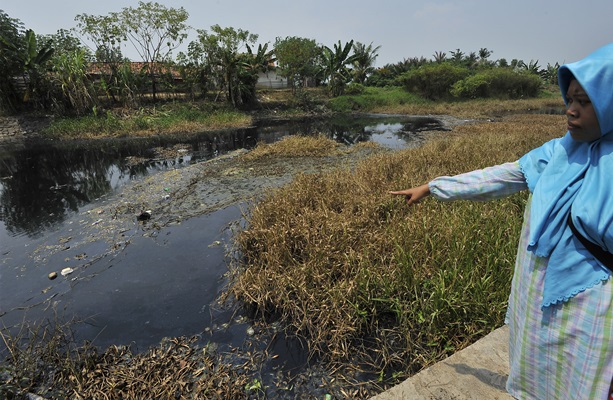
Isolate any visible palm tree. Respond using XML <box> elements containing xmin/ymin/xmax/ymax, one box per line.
<box><xmin>478</xmin><ymin>47</ymin><xmax>493</xmax><ymax>65</ymax></box>
<box><xmin>432</xmin><ymin>51</ymin><xmax>447</xmax><ymax>63</ymax></box>
<box><xmin>450</xmin><ymin>49</ymin><xmax>465</xmax><ymax>64</ymax></box>
<box><xmin>465</xmin><ymin>52</ymin><xmax>478</xmax><ymax>68</ymax></box>
<box><xmin>351</xmin><ymin>41</ymin><xmax>381</xmax><ymax>84</ymax></box>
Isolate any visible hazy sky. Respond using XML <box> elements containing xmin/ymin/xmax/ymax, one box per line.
<box><xmin>3</xmin><ymin>0</ymin><xmax>612</xmax><ymax>68</ymax></box>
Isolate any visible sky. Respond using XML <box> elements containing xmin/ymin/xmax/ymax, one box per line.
<box><xmin>2</xmin><ymin>0</ymin><xmax>613</xmax><ymax>69</ymax></box>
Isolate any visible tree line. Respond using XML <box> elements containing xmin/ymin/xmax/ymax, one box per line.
<box><xmin>0</xmin><ymin>1</ymin><xmax>560</xmax><ymax>116</ymax></box>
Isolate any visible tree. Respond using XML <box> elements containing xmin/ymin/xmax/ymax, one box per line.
<box><xmin>75</xmin><ymin>13</ymin><xmax>133</xmax><ymax>105</ymax></box>
<box><xmin>319</xmin><ymin>40</ymin><xmax>357</xmax><ymax>97</ymax></box>
<box><xmin>239</xmin><ymin>43</ymin><xmax>276</xmax><ymax>104</ymax></box>
<box><xmin>273</xmin><ymin>36</ymin><xmax>320</xmax><ymax>92</ymax></box>
<box><xmin>519</xmin><ymin>59</ymin><xmax>541</xmax><ymax>75</ymax></box>
<box><xmin>190</xmin><ymin>25</ymin><xmax>259</xmax><ymax>106</ymax></box>
<box><xmin>0</xmin><ymin>10</ymin><xmax>25</xmax><ymax>111</ymax></box>
<box><xmin>541</xmin><ymin>62</ymin><xmax>560</xmax><ymax>85</ymax></box>
<box><xmin>478</xmin><ymin>47</ymin><xmax>493</xmax><ymax>65</ymax></box>
<box><xmin>76</xmin><ymin>1</ymin><xmax>190</xmax><ymax>101</ymax></box>
<box><xmin>432</xmin><ymin>50</ymin><xmax>447</xmax><ymax>63</ymax></box>
<box><xmin>41</xmin><ymin>29</ymin><xmax>92</xmax><ymax>61</ymax></box>
<box><xmin>465</xmin><ymin>51</ymin><xmax>478</xmax><ymax>68</ymax></box>
<box><xmin>351</xmin><ymin>41</ymin><xmax>381</xmax><ymax>84</ymax></box>
<box><xmin>450</xmin><ymin>49</ymin><xmax>465</xmax><ymax>64</ymax></box>
<box><xmin>497</xmin><ymin>58</ymin><xmax>509</xmax><ymax>68</ymax></box>
<box><xmin>75</xmin><ymin>13</ymin><xmax>125</xmax><ymax>63</ymax></box>
<box><xmin>117</xmin><ymin>1</ymin><xmax>189</xmax><ymax>100</ymax></box>
<box><xmin>1</xmin><ymin>29</ymin><xmax>54</xmax><ymax>108</ymax></box>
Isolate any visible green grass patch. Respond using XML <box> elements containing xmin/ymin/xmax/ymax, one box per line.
<box><xmin>328</xmin><ymin>86</ymin><xmax>429</xmax><ymax>112</ymax></box>
<box><xmin>43</xmin><ymin>102</ymin><xmax>252</xmax><ymax>139</ymax></box>
<box><xmin>329</xmin><ymin>86</ymin><xmax>565</xmax><ymax>118</ymax></box>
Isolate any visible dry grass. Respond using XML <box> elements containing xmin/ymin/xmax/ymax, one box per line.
<box><xmin>372</xmin><ymin>97</ymin><xmax>565</xmax><ymax>119</ymax></box>
<box><xmin>228</xmin><ymin>114</ymin><xmax>564</xmax><ymax>384</ymax></box>
<box><xmin>240</xmin><ymin>134</ymin><xmax>342</xmax><ymax>160</ymax></box>
<box><xmin>65</xmin><ymin>337</ymin><xmax>249</xmax><ymax>399</ymax></box>
<box><xmin>0</xmin><ymin>322</ymin><xmax>251</xmax><ymax>399</ymax></box>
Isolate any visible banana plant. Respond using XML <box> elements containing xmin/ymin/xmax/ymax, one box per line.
<box><xmin>22</xmin><ymin>30</ymin><xmax>54</xmax><ymax>71</ymax></box>
<box><xmin>236</xmin><ymin>43</ymin><xmax>276</xmax><ymax>104</ymax></box>
<box><xmin>319</xmin><ymin>40</ymin><xmax>357</xmax><ymax>97</ymax></box>
<box><xmin>1</xmin><ymin>29</ymin><xmax>54</xmax><ymax>102</ymax></box>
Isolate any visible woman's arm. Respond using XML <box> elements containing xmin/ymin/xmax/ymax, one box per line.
<box><xmin>390</xmin><ymin>161</ymin><xmax>527</xmax><ymax>204</ymax></box>
<box><xmin>389</xmin><ymin>184</ymin><xmax>430</xmax><ymax>205</ymax></box>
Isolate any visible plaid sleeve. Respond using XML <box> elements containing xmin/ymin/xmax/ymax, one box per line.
<box><xmin>429</xmin><ymin>161</ymin><xmax>527</xmax><ymax>201</ymax></box>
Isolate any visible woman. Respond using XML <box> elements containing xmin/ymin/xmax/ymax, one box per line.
<box><xmin>390</xmin><ymin>43</ymin><xmax>613</xmax><ymax>399</ymax></box>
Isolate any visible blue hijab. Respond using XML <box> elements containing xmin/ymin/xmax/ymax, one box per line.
<box><xmin>518</xmin><ymin>43</ymin><xmax>613</xmax><ymax>308</ymax></box>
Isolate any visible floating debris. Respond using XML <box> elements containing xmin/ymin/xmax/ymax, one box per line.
<box><xmin>137</xmin><ymin>210</ymin><xmax>152</xmax><ymax>221</ymax></box>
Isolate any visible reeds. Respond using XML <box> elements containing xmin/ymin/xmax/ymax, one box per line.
<box><xmin>228</xmin><ymin>114</ymin><xmax>564</xmax><ymax>383</ymax></box>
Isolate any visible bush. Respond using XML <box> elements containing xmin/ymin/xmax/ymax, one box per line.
<box><xmin>399</xmin><ymin>63</ymin><xmax>470</xmax><ymax>100</ymax></box>
<box><xmin>450</xmin><ymin>74</ymin><xmax>492</xmax><ymax>99</ymax></box>
<box><xmin>452</xmin><ymin>68</ymin><xmax>542</xmax><ymax>99</ymax></box>
<box><xmin>344</xmin><ymin>82</ymin><xmax>366</xmax><ymax>95</ymax></box>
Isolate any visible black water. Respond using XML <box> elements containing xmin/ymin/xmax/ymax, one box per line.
<box><xmin>0</xmin><ymin>114</ymin><xmax>444</xmax><ymax>380</ymax></box>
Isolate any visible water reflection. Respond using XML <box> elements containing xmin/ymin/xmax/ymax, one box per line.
<box><xmin>0</xmin><ymin>129</ymin><xmax>257</xmax><ymax>239</ymax></box>
<box><xmin>0</xmin><ymin>114</ymin><xmax>442</xmax><ymax>240</ymax></box>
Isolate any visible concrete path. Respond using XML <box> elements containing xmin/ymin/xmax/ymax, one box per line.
<box><xmin>370</xmin><ymin>326</ymin><xmax>514</xmax><ymax>400</ymax></box>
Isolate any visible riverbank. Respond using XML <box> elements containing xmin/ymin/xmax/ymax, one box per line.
<box><xmin>0</xmin><ymin>115</ymin><xmax>52</xmax><ymax>138</ymax></box>
<box><xmin>371</xmin><ymin>326</ymin><xmax>512</xmax><ymax>400</ymax></box>
<box><xmin>0</xmin><ymin>90</ymin><xmax>564</xmax><ymax>141</ymax></box>
<box><xmin>1</xmin><ymin>101</ymin><xmax>565</xmax><ymax>398</ymax></box>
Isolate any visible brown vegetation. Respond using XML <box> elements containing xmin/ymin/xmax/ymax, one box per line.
<box><xmin>228</xmin><ymin>114</ymin><xmax>563</xmax><ymax>386</ymax></box>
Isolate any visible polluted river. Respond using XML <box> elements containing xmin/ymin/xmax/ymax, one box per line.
<box><xmin>0</xmin><ymin>113</ymin><xmax>452</xmax><ymax>398</ymax></box>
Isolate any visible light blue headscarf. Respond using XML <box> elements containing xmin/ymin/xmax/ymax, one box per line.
<box><xmin>518</xmin><ymin>43</ymin><xmax>613</xmax><ymax>308</ymax></box>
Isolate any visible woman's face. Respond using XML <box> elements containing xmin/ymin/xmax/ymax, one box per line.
<box><xmin>566</xmin><ymin>79</ymin><xmax>601</xmax><ymax>142</ymax></box>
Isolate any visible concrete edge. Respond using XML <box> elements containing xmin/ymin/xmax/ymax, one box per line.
<box><xmin>370</xmin><ymin>326</ymin><xmax>513</xmax><ymax>400</ymax></box>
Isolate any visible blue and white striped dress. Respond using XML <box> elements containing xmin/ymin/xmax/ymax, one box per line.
<box><xmin>429</xmin><ymin>161</ymin><xmax>613</xmax><ymax>400</ymax></box>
